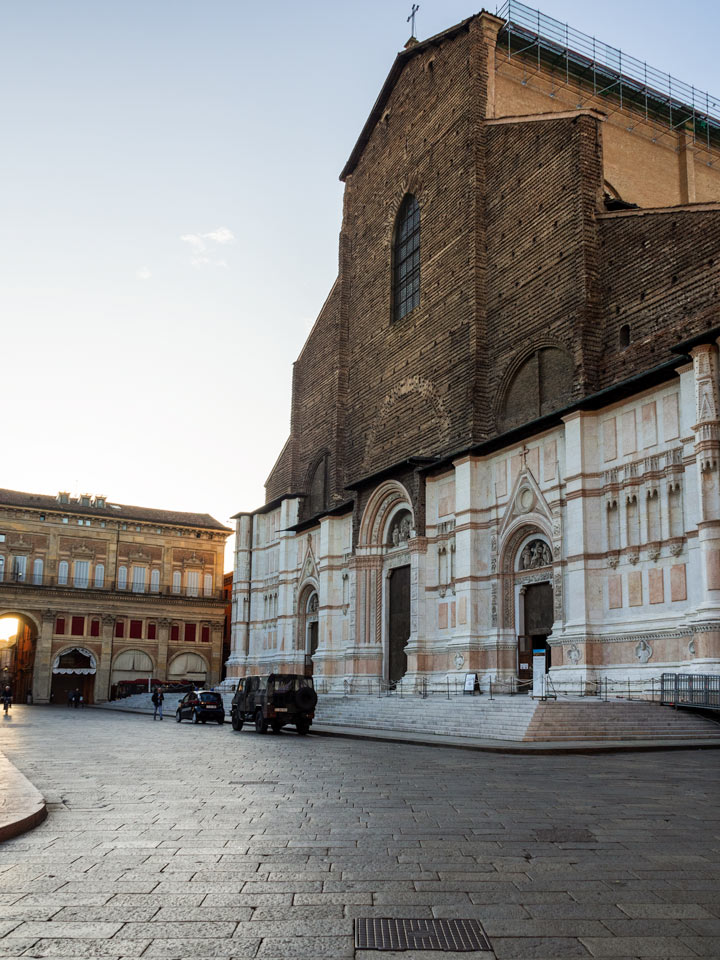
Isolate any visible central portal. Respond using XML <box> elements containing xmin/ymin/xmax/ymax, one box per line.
<box><xmin>520</xmin><ymin>581</ymin><xmax>553</xmax><ymax>677</ymax></box>
<box><xmin>388</xmin><ymin>565</ymin><xmax>410</xmax><ymax>684</ymax></box>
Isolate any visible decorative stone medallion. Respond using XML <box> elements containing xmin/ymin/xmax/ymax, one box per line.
<box><xmin>453</xmin><ymin>653</ymin><xmax>465</xmax><ymax>669</ymax></box>
<box><xmin>566</xmin><ymin>643</ymin><xmax>581</xmax><ymax>664</ymax></box>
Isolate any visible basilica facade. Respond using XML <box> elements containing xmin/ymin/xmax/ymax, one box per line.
<box><xmin>227</xmin><ymin>6</ymin><xmax>720</xmax><ymax>691</ymax></box>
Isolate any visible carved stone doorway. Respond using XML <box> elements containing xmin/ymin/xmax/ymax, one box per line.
<box><xmin>521</xmin><ymin>581</ymin><xmax>553</xmax><ymax>678</ymax></box>
<box><xmin>305</xmin><ymin>591</ymin><xmax>319</xmax><ymax>676</ymax></box>
<box><xmin>387</xmin><ymin>565</ymin><xmax>410</xmax><ymax>685</ymax></box>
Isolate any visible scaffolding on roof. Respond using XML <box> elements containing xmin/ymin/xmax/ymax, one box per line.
<box><xmin>495</xmin><ymin>0</ymin><xmax>720</xmax><ymax>160</ymax></box>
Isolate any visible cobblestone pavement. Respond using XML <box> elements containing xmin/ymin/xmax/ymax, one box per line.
<box><xmin>0</xmin><ymin>706</ymin><xmax>719</xmax><ymax>959</ymax></box>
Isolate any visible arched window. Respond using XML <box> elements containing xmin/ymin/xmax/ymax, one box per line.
<box><xmin>308</xmin><ymin>456</ymin><xmax>327</xmax><ymax>516</ymax></box>
<box><xmin>58</xmin><ymin>560</ymin><xmax>69</xmax><ymax>585</ymax></box>
<box><xmin>172</xmin><ymin>570</ymin><xmax>182</xmax><ymax>595</ymax></box>
<box><xmin>117</xmin><ymin>565</ymin><xmax>127</xmax><ymax>590</ymax></box>
<box><xmin>94</xmin><ymin>564</ymin><xmax>105</xmax><ymax>588</ymax></box>
<box><xmin>150</xmin><ymin>569</ymin><xmax>160</xmax><ymax>593</ymax></box>
<box><xmin>392</xmin><ymin>194</ymin><xmax>420</xmax><ymax>321</ymax></box>
<box><xmin>32</xmin><ymin>558</ymin><xmax>44</xmax><ymax>585</ymax></box>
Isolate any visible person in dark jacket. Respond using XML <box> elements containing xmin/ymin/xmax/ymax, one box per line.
<box><xmin>152</xmin><ymin>686</ymin><xmax>164</xmax><ymax>721</ymax></box>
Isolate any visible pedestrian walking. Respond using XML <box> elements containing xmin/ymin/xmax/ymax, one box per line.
<box><xmin>2</xmin><ymin>685</ymin><xmax>11</xmax><ymax>714</ymax></box>
<box><xmin>152</xmin><ymin>685</ymin><xmax>164</xmax><ymax>721</ymax></box>
<box><xmin>73</xmin><ymin>688</ymin><xmax>80</xmax><ymax>708</ymax></box>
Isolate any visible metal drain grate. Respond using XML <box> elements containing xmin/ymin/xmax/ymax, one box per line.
<box><xmin>355</xmin><ymin>918</ymin><xmax>491</xmax><ymax>952</ymax></box>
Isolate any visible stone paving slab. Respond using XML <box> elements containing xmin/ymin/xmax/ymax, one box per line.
<box><xmin>0</xmin><ymin>749</ymin><xmax>46</xmax><ymax>843</ymax></box>
<box><xmin>0</xmin><ymin>706</ymin><xmax>719</xmax><ymax>960</ymax></box>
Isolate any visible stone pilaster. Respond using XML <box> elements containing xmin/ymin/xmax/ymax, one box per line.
<box><xmin>32</xmin><ymin>609</ymin><xmax>55</xmax><ymax>704</ymax></box>
<box><xmin>691</xmin><ymin>342</ymin><xmax>720</xmax><ymax>625</ymax></box>
<box><xmin>93</xmin><ymin>614</ymin><xmax>115</xmax><ymax>703</ymax></box>
<box><xmin>156</xmin><ymin>618</ymin><xmax>170</xmax><ymax>680</ymax></box>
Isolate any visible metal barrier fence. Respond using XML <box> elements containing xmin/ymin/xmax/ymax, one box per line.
<box><xmin>329</xmin><ymin>675</ymin><xmax>667</xmax><ymax>702</ymax></box>
<box><xmin>660</xmin><ymin>673</ymin><xmax>720</xmax><ymax>710</ymax></box>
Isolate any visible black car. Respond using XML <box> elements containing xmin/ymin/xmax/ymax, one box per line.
<box><xmin>231</xmin><ymin>674</ymin><xmax>317</xmax><ymax>735</ymax></box>
<box><xmin>175</xmin><ymin>690</ymin><xmax>225</xmax><ymax>725</ymax></box>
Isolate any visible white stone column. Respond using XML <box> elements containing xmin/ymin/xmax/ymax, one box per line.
<box><xmin>690</xmin><ymin>342</ymin><xmax>720</xmax><ymax>628</ymax></box>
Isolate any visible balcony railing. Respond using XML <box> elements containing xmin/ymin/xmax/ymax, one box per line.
<box><xmin>0</xmin><ymin>571</ymin><xmax>224</xmax><ymax>601</ymax></box>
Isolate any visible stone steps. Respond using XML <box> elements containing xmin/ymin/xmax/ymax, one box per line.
<box><xmin>315</xmin><ymin>694</ymin><xmax>720</xmax><ymax>742</ymax></box>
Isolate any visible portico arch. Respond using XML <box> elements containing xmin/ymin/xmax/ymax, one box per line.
<box><xmin>0</xmin><ymin>610</ymin><xmax>39</xmax><ymax>703</ymax></box>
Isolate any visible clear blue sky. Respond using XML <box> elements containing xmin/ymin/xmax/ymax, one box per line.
<box><xmin>2</xmin><ymin>0</ymin><xmax>718</xmax><ymax>568</ymax></box>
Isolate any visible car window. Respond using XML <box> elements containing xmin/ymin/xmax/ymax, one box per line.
<box><xmin>257</xmin><ymin>677</ymin><xmax>268</xmax><ymax>692</ymax></box>
<box><xmin>199</xmin><ymin>693</ymin><xmax>221</xmax><ymax>702</ymax></box>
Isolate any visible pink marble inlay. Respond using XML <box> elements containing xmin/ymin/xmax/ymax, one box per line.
<box><xmin>648</xmin><ymin>568</ymin><xmax>664</xmax><ymax>604</ymax></box>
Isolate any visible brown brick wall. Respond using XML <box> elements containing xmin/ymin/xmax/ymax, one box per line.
<box><xmin>598</xmin><ymin>208</ymin><xmax>720</xmax><ymax>386</ymax></box>
<box><xmin>263</xmin><ymin>15</ymin><xmax>720</xmax><ymax>510</ymax></box>
<box><xmin>483</xmin><ymin>114</ymin><xmax>605</xmax><ymax>431</ymax></box>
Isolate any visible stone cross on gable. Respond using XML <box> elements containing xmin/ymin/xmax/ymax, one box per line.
<box><xmin>407</xmin><ymin>3</ymin><xmax>419</xmax><ymax>38</ymax></box>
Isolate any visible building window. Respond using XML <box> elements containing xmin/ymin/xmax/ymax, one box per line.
<box><xmin>185</xmin><ymin>623</ymin><xmax>197</xmax><ymax>643</ymax></box>
<box><xmin>132</xmin><ymin>566</ymin><xmax>146</xmax><ymax>594</ymax></box>
<box><xmin>201</xmin><ymin>625</ymin><xmax>210</xmax><ymax>643</ymax></box>
<box><xmin>147</xmin><ymin>622</ymin><xmax>157</xmax><ymax>640</ymax></box>
<box><xmin>0</xmin><ymin>555</ymin><xmax>4</xmax><ymax>582</ymax></box>
<box><xmin>94</xmin><ymin>564</ymin><xmax>105</xmax><ymax>588</ymax></box>
<box><xmin>32</xmin><ymin>558</ymin><xmax>43</xmax><ymax>585</ymax></box>
<box><xmin>172</xmin><ymin>570</ymin><xmax>181</xmax><ymax>595</ymax></box>
<box><xmin>150</xmin><ymin>569</ymin><xmax>160</xmax><ymax>593</ymax></box>
<box><xmin>171</xmin><ymin>623</ymin><xmax>180</xmax><ymax>642</ymax></box>
<box><xmin>90</xmin><ymin>618</ymin><xmax>100</xmax><ymax>637</ymax></box>
<box><xmin>55</xmin><ymin>616</ymin><xmax>65</xmax><ymax>635</ymax></box>
<box><xmin>619</xmin><ymin>324</ymin><xmax>631</xmax><ymax>349</ymax></box>
<box><xmin>71</xmin><ymin>615</ymin><xmax>84</xmax><ymax>636</ymax></box>
<box><xmin>117</xmin><ymin>565</ymin><xmax>128</xmax><ymax>590</ymax></box>
<box><xmin>187</xmin><ymin>571</ymin><xmax>199</xmax><ymax>598</ymax></box>
<box><xmin>12</xmin><ymin>555</ymin><xmax>27</xmax><ymax>582</ymax></box>
<box><xmin>115</xmin><ymin>620</ymin><xmax>125</xmax><ymax>638</ymax></box>
<box><xmin>58</xmin><ymin>560</ymin><xmax>69</xmax><ymax>585</ymax></box>
<box><xmin>129</xmin><ymin>619</ymin><xmax>143</xmax><ymax>640</ymax></box>
<box><xmin>74</xmin><ymin>560</ymin><xmax>90</xmax><ymax>589</ymax></box>
<box><xmin>203</xmin><ymin>573</ymin><xmax>213</xmax><ymax>597</ymax></box>
<box><xmin>392</xmin><ymin>193</ymin><xmax>420</xmax><ymax>321</ymax></box>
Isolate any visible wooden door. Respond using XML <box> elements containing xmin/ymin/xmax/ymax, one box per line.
<box><xmin>388</xmin><ymin>566</ymin><xmax>410</xmax><ymax>685</ymax></box>
<box><xmin>521</xmin><ymin>581</ymin><xmax>554</xmax><ymax>677</ymax></box>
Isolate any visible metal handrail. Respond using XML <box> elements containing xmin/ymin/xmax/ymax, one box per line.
<box><xmin>0</xmin><ymin>572</ymin><xmax>224</xmax><ymax>601</ymax></box>
<box><xmin>496</xmin><ymin>0</ymin><xmax>720</xmax><ymax>152</ymax></box>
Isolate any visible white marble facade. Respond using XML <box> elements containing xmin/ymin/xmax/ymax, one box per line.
<box><xmin>226</xmin><ymin>341</ymin><xmax>720</xmax><ymax>689</ymax></box>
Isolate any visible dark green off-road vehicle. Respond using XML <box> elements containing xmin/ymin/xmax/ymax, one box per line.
<box><xmin>230</xmin><ymin>674</ymin><xmax>317</xmax><ymax>735</ymax></box>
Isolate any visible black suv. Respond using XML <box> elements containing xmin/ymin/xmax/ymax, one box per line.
<box><xmin>230</xmin><ymin>674</ymin><xmax>317</xmax><ymax>735</ymax></box>
<box><xmin>175</xmin><ymin>690</ymin><xmax>225</xmax><ymax>725</ymax></box>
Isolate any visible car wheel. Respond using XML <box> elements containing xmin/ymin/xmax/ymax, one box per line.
<box><xmin>271</xmin><ymin>721</ymin><xmax>283</xmax><ymax>734</ymax></box>
<box><xmin>296</xmin><ymin>720</ymin><xmax>310</xmax><ymax>736</ymax></box>
<box><xmin>175</xmin><ymin>710</ymin><xmax>182</xmax><ymax>723</ymax></box>
<box><xmin>217</xmin><ymin>717</ymin><xmax>224</xmax><ymax>725</ymax></box>
<box><xmin>255</xmin><ymin>710</ymin><xmax>268</xmax><ymax>734</ymax></box>
<box><xmin>231</xmin><ymin>713</ymin><xmax>243</xmax><ymax>731</ymax></box>
<box><xmin>192</xmin><ymin>711</ymin><xmax>199</xmax><ymax>724</ymax></box>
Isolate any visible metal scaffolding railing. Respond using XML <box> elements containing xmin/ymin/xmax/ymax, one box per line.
<box><xmin>495</xmin><ymin>0</ymin><xmax>720</xmax><ymax>156</ymax></box>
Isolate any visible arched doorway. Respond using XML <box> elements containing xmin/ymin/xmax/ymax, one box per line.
<box><xmin>111</xmin><ymin>650</ymin><xmax>154</xmax><ymax>687</ymax></box>
<box><xmin>51</xmin><ymin>647</ymin><xmax>97</xmax><ymax>705</ymax></box>
<box><xmin>168</xmin><ymin>652</ymin><xmax>208</xmax><ymax>686</ymax></box>
<box><xmin>306</xmin><ymin>592</ymin><xmax>319</xmax><ymax>659</ymax></box>
<box><xmin>514</xmin><ymin>536</ymin><xmax>554</xmax><ymax>681</ymax></box>
<box><xmin>0</xmin><ymin>613</ymin><xmax>38</xmax><ymax>703</ymax></box>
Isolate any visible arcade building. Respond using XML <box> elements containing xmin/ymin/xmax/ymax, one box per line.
<box><xmin>0</xmin><ymin>488</ymin><xmax>231</xmax><ymax>703</ymax></box>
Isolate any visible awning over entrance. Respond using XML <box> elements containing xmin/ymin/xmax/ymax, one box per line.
<box><xmin>52</xmin><ymin>647</ymin><xmax>97</xmax><ymax>675</ymax></box>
